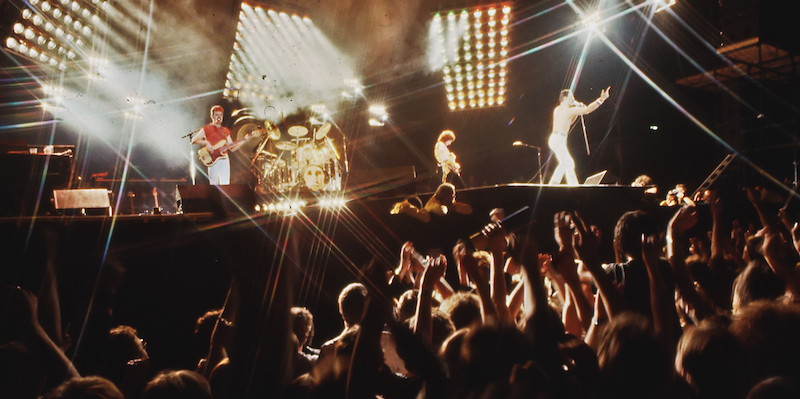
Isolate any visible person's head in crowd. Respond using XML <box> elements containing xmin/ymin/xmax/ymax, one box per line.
<box><xmin>139</xmin><ymin>370</ymin><xmax>211</xmax><ymax>399</ymax></box>
<box><xmin>193</xmin><ymin>309</ymin><xmax>222</xmax><ymax>362</ymax></box>
<box><xmin>632</xmin><ymin>174</ymin><xmax>658</xmax><ymax>195</ymax></box>
<box><xmin>99</xmin><ymin>325</ymin><xmax>149</xmax><ymax>389</ymax></box>
<box><xmin>559</xmin><ymin>335</ymin><xmax>601</xmax><ymax>394</ymax></box>
<box><xmin>462</xmin><ymin>323</ymin><xmax>535</xmax><ymax>393</ymax></box>
<box><xmin>439</xmin><ymin>291</ymin><xmax>482</xmax><ymax>330</ymax></box>
<box><xmin>43</xmin><ymin>376</ymin><xmax>123</xmax><ymax>399</ymax></box>
<box><xmin>472</xmin><ymin>250</ymin><xmax>492</xmax><ymax>283</ymax></box>
<box><xmin>432</xmin><ymin>183</ymin><xmax>456</xmax><ymax>206</ymax></box>
<box><xmin>747</xmin><ymin>376</ymin><xmax>800</xmax><ymax>399</ymax></box>
<box><xmin>596</xmin><ymin>313</ymin><xmax>671</xmax><ymax>399</ymax></box>
<box><xmin>731</xmin><ymin>259</ymin><xmax>785</xmax><ymax>314</ymax></box>
<box><xmin>675</xmin><ymin>324</ymin><xmax>750</xmax><ymax>399</ymax></box>
<box><xmin>613</xmin><ymin>210</ymin><xmax>657</xmax><ymax>262</ymax></box>
<box><xmin>407</xmin><ymin>309</ymin><xmax>456</xmax><ymax>351</ymax></box>
<box><xmin>290</xmin><ymin>306</ymin><xmax>315</xmax><ymax>350</ymax></box>
<box><xmin>338</xmin><ymin>282</ymin><xmax>367</xmax><ymax>328</ymax></box>
<box><xmin>730</xmin><ymin>300</ymin><xmax>800</xmax><ymax>382</ymax></box>
<box><xmin>396</xmin><ymin>289</ymin><xmax>419</xmax><ymax>322</ymax></box>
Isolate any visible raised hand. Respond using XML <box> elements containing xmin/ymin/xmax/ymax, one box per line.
<box><xmin>554</xmin><ymin>211</ymin><xmax>575</xmax><ymax>253</ymax></box>
<box><xmin>571</xmin><ymin>211</ymin><xmax>601</xmax><ymax>265</ymax></box>
<box><xmin>483</xmin><ymin>222</ymin><xmax>508</xmax><ymax>256</ymax></box>
<box><xmin>669</xmin><ymin>206</ymin><xmax>698</xmax><ymax>235</ymax></box>
<box><xmin>600</xmin><ymin>86</ymin><xmax>611</xmax><ymax>102</ymax></box>
<box><xmin>423</xmin><ymin>255</ymin><xmax>447</xmax><ymax>287</ymax></box>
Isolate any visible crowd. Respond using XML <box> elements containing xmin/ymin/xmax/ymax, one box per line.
<box><xmin>3</xmin><ymin>178</ymin><xmax>800</xmax><ymax>399</ymax></box>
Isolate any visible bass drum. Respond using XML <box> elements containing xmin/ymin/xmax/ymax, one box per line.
<box><xmin>299</xmin><ymin>164</ymin><xmax>328</xmax><ymax>192</ymax></box>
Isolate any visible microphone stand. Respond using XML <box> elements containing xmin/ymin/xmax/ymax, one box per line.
<box><xmin>536</xmin><ymin>147</ymin><xmax>543</xmax><ymax>184</ymax></box>
<box><xmin>184</xmin><ymin>130</ymin><xmax>198</xmax><ymax>185</ymax></box>
<box><xmin>514</xmin><ymin>142</ymin><xmax>544</xmax><ymax>184</ymax></box>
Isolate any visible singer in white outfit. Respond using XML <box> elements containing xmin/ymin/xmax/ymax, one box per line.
<box><xmin>548</xmin><ymin>87</ymin><xmax>611</xmax><ymax>185</ymax></box>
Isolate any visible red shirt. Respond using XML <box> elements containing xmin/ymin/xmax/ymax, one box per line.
<box><xmin>203</xmin><ymin>124</ymin><xmax>231</xmax><ymax>146</ymax></box>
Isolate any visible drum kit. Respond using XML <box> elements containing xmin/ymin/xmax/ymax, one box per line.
<box><xmin>251</xmin><ymin>122</ymin><xmax>342</xmax><ymax>193</ymax></box>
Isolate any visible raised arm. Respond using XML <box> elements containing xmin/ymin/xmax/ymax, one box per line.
<box><xmin>571</xmin><ymin>211</ymin><xmax>626</xmax><ymax>319</ymax></box>
<box><xmin>414</xmin><ymin>255</ymin><xmax>447</xmax><ymax>347</ymax></box>
<box><xmin>667</xmin><ymin>206</ymin><xmax>715</xmax><ymax>322</ymax></box>
<box><xmin>573</xmin><ymin>86</ymin><xmax>611</xmax><ymax>116</ymax></box>
<box><xmin>642</xmin><ymin>235</ymin><xmax>674</xmax><ymax>347</ymax></box>
<box><xmin>553</xmin><ymin>212</ymin><xmax>594</xmax><ymax>334</ymax></box>
<box><xmin>454</xmin><ymin>240</ymin><xmax>498</xmax><ymax>324</ymax></box>
<box><xmin>485</xmin><ymin>223</ymin><xmax>513</xmax><ymax>324</ymax></box>
<box><xmin>762</xmin><ymin>226</ymin><xmax>800</xmax><ymax>301</ymax></box>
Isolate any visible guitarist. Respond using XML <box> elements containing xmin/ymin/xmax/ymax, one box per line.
<box><xmin>434</xmin><ymin>129</ymin><xmax>465</xmax><ymax>188</ymax></box>
<box><xmin>192</xmin><ymin>105</ymin><xmax>241</xmax><ymax>185</ymax></box>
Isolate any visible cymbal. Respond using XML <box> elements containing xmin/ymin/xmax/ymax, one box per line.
<box><xmin>315</xmin><ymin>122</ymin><xmax>331</xmax><ymax>140</ymax></box>
<box><xmin>288</xmin><ymin>125</ymin><xmax>308</xmax><ymax>137</ymax></box>
<box><xmin>275</xmin><ymin>141</ymin><xmax>297</xmax><ymax>151</ymax></box>
<box><xmin>266</xmin><ymin>123</ymin><xmax>281</xmax><ymax>140</ymax></box>
<box><xmin>236</xmin><ymin>123</ymin><xmax>259</xmax><ymax>141</ymax></box>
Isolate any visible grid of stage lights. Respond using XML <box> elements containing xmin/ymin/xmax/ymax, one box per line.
<box><xmin>5</xmin><ymin>0</ymin><xmax>108</xmax><ymax>72</ymax></box>
<box><xmin>255</xmin><ymin>199</ymin><xmax>307</xmax><ymax>214</ymax></box>
<box><xmin>253</xmin><ymin>196</ymin><xmax>347</xmax><ymax>214</ymax></box>
<box><xmin>431</xmin><ymin>4</ymin><xmax>510</xmax><ymax>110</ymax></box>
<box><xmin>224</xmin><ymin>3</ymin><xmax>360</xmax><ymax>120</ymax></box>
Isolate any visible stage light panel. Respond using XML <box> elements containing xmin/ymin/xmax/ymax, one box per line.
<box><xmin>431</xmin><ymin>3</ymin><xmax>510</xmax><ymax>110</ymax></box>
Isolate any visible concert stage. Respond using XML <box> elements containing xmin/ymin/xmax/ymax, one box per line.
<box><xmin>0</xmin><ymin>183</ymin><xmax>655</xmax><ymax>386</ymax></box>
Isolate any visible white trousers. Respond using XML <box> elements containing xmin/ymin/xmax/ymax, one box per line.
<box><xmin>548</xmin><ymin>133</ymin><xmax>579</xmax><ymax>185</ymax></box>
<box><xmin>208</xmin><ymin>156</ymin><xmax>231</xmax><ymax>185</ymax></box>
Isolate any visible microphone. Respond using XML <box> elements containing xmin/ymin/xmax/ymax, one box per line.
<box><xmin>513</xmin><ymin>141</ymin><xmax>539</xmax><ymax>150</ymax></box>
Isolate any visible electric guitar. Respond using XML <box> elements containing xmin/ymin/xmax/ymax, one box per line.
<box><xmin>198</xmin><ymin>130</ymin><xmax>263</xmax><ymax>167</ymax></box>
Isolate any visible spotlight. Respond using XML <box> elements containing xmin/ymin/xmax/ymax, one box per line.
<box><xmin>6</xmin><ymin>37</ymin><xmax>18</xmax><ymax>49</ymax></box>
<box><xmin>581</xmin><ymin>12</ymin><xmax>601</xmax><ymax>29</ymax></box>
<box><xmin>654</xmin><ymin>0</ymin><xmax>676</xmax><ymax>13</ymax></box>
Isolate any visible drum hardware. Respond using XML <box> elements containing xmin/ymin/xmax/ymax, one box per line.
<box><xmin>325</xmin><ymin>137</ymin><xmax>340</xmax><ymax>160</ymax></box>
<box><xmin>288</xmin><ymin>125</ymin><xmax>309</xmax><ymax>137</ymax></box>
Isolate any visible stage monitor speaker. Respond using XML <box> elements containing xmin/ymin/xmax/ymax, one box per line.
<box><xmin>583</xmin><ymin>170</ymin><xmax>617</xmax><ymax>186</ymax></box>
<box><xmin>176</xmin><ymin>184</ymin><xmax>256</xmax><ymax>217</ymax></box>
<box><xmin>53</xmin><ymin>189</ymin><xmax>111</xmax><ymax>216</ymax></box>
